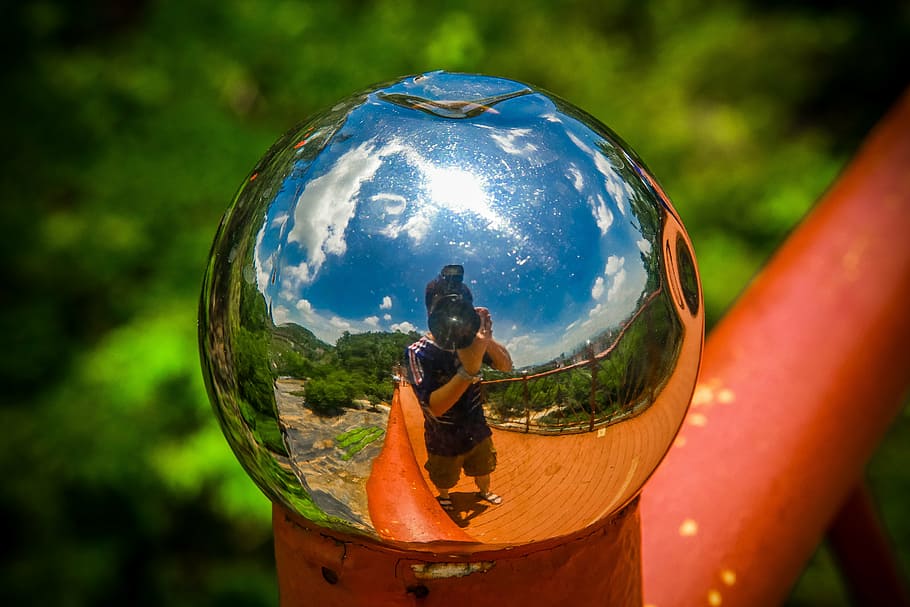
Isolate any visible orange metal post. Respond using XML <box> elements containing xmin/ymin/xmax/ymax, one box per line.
<box><xmin>641</xmin><ymin>90</ymin><xmax>910</xmax><ymax>606</ymax></box>
<box><xmin>273</xmin><ymin>500</ymin><xmax>642</xmax><ymax>606</ymax></box>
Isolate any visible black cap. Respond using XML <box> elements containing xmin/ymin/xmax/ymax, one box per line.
<box><xmin>425</xmin><ymin>265</ymin><xmax>473</xmax><ymax>312</ymax></box>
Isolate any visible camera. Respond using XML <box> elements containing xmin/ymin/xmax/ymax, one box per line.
<box><xmin>427</xmin><ymin>265</ymin><xmax>481</xmax><ymax>350</ymax></box>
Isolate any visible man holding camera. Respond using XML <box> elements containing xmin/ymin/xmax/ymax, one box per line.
<box><xmin>406</xmin><ymin>265</ymin><xmax>512</xmax><ymax>511</ymax></box>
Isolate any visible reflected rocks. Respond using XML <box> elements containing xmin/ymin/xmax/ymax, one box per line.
<box><xmin>199</xmin><ymin>71</ymin><xmax>703</xmax><ymax>549</ymax></box>
<box><xmin>274</xmin><ymin>378</ymin><xmax>384</xmax><ymax>530</ymax></box>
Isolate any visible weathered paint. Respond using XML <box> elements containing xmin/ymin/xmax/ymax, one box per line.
<box><xmin>642</xmin><ymin>89</ymin><xmax>910</xmax><ymax>606</ymax></box>
<box><xmin>411</xmin><ymin>561</ymin><xmax>495</xmax><ymax>580</ymax></box>
<box><xmin>274</xmin><ymin>499</ymin><xmax>643</xmax><ymax>606</ymax></box>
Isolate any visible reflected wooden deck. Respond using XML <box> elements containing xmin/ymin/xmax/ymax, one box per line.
<box><xmin>390</xmin><ymin>383</ymin><xmax>647</xmax><ymax>545</ymax></box>
<box><xmin>367</xmin><ymin>314</ymin><xmax>699</xmax><ymax>548</ymax></box>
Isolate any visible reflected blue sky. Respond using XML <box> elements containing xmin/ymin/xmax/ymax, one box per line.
<box><xmin>254</xmin><ymin>72</ymin><xmax>660</xmax><ymax>368</ymax></box>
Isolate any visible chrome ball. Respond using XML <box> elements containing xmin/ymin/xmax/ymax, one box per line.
<box><xmin>199</xmin><ymin>71</ymin><xmax>703</xmax><ymax>549</ymax></box>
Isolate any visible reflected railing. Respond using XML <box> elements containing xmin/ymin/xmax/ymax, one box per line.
<box><xmin>396</xmin><ymin>288</ymin><xmax>677</xmax><ymax>436</ymax></box>
<box><xmin>481</xmin><ymin>289</ymin><xmax>672</xmax><ymax>434</ymax></box>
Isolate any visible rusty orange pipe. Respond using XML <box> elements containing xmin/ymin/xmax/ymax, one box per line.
<box><xmin>365</xmin><ymin>385</ymin><xmax>476</xmax><ymax>544</ymax></box>
<box><xmin>641</xmin><ymin>89</ymin><xmax>910</xmax><ymax>606</ymax></box>
<box><xmin>274</xmin><ymin>500</ymin><xmax>642</xmax><ymax>606</ymax></box>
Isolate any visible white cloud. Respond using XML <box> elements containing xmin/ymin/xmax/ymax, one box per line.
<box><xmin>329</xmin><ymin>316</ymin><xmax>353</xmax><ymax>330</ymax></box>
<box><xmin>589</xmin><ymin>194</ymin><xmax>614</xmax><ymax>235</ymax></box>
<box><xmin>284</xmin><ymin>298</ymin><xmax>329</xmax><ymax>337</ymax></box>
<box><xmin>503</xmin><ymin>334</ymin><xmax>559</xmax><ymax>368</ymax></box>
<box><xmin>637</xmin><ymin>238</ymin><xmax>652</xmax><ymax>255</ymax></box>
<box><xmin>593</xmin><ymin>151</ymin><xmax>615</xmax><ymax>183</ymax></box>
<box><xmin>371</xmin><ymin>192</ymin><xmax>407</xmax><ymax>215</ymax></box>
<box><xmin>277</xmin><ymin>296</ymin><xmax>417</xmax><ymax>344</ymax></box>
<box><xmin>490</xmin><ymin>128</ymin><xmax>537</xmax><ymax>156</ymax></box>
<box><xmin>383</xmin><ymin>313</ymin><xmax>392</xmax><ymax>321</ymax></box>
<box><xmin>286</xmin><ymin>260</ymin><xmax>312</xmax><ymax>284</ymax></box>
<box><xmin>285</xmin><ymin>139</ymin><xmax>403</xmax><ymax>288</ymax></box>
<box><xmin>566</xmin><ymin>130</ymin><xmax>634</xmax><ymax>222</ymax></box>
<box><xmin>254</xmin><ymin>222</ymin><xmax>273</xmax><ymax>294</ymax></box>
<box><xmin>605</xmin><ymin>255</ymin><xmax>624</xmax><ymax>276</ymax></box>
<box><xmin>272</xmin><ymin>304</ymin><xmax>292</xmax><ymax>325</ymax></box>
<box><xmin>577</xmin><ymin>254</ymin><xmax>637</xmax><ymax>334</ymax></box>
<box><xmin>590</xmin><ymin>257</ymin><xmax>628</xmax><ymax>305</ymax></box>
<box><xmin>592</xmin><ymin>147</ymin><xmax>633</xmax><ymax>218</ymax></box>
<box><xmin>270</xmin><ymin>212</ymin><xmax>289</xmax><ymax>229</ymax></box>
<box><xmin>566</xmin><ymin>131</ymin><xmax>593</xmax><ymax>155</ymax></box>
<box><xmin>607</xmin><ymin>268</ymin><xmax>627</xmax><ymax>302</ymax></box>
<box><xmin>567</xmin><ymin>165</ymin><xmax>585</xmax><ymax>192</ymax></box>
<box><xmin>255</xmin><ymin>213</ymin><xmax>291</xmax><ymax>294</ymax></box>
<box><xmin>505</xmin><ymin>333</ymin><xmax>536</xmax><ymax>355</ymax></box>
<box><xmin>591</xmin><ymin>276</ymin><xmax>605</xmax><ymax>300</ymax></box>
<box><xmin>605</xmin><ymin>173</ymin><xmax>627</xmax><ymax>216</ymax></box>
<box><xmin>391</xmin><ymin>321</ymin><xmax>417</xmax><ymax>333</ymax></box>
<box><xmin>379</xmin><ymin>212</ymin><xmax>432</xmax><ymax>244</ymax></box>
<box><xmin>278</xmin><ymin>261</ymin><xmax>314</xmax><ymax>301</ymax></box>
<box><xmin>380</xmin><ymin>296</ymin><xmax>392</xmax><ymax>310</ymax></box>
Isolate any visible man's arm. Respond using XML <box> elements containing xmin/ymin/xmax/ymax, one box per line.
<box><xmin>426</xmin><ymin>315</ymin><xmax>491</xmax><ymax>416</ymax></box>
<box><xmin>484</xmin><ymin>338</ymin><xmax>512</xmax><ymax>372</ymax></box>
<box><xmin>426</xmin><ymin>307</ymin><xmax>513</xmax><ymax>416</ymax></box>
<box><xmin>427</xmin><ymin>373</ymin><xmax>474</xmax><ymax>417</ymax></box>
<box><xmin>468</xmin><ymin>307</ymin><xmax>512</xmax><ymax>372</ymax></box>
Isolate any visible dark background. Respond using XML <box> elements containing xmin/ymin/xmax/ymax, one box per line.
<box><xmin>1</xmin><ymin>1</ymin><xmax>907</xmax><ymax>604</ymax></box>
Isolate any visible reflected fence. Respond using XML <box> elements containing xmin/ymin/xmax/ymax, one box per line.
<box><xmin>483</xmin><ymin>288</ymin><xmax>673</xmax><ymax>435</ymax></box>
<box><xmin>393</xmin><ymin>288</ymin><xmax>679</xmax><ymax>436</ymax></box>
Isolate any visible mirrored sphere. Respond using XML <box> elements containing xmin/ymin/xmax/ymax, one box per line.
<box><xmin>199</xmin><ymin>71</ymin><xmax>703</xmax><ymax>550</ymax></box>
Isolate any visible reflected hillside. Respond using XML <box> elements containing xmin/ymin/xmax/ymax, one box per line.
<box><xmin>272</xmin><ymin>323</ymin><xmax>420</xmax><ymax>413</ymax></box>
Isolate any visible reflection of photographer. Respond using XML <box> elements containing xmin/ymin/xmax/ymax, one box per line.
<box><xmin>407</xmin><ymin>265</ymin><xmax>512</xmax><ymax>511</ymax></box>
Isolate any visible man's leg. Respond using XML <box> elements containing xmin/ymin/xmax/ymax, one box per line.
<box><xmin>426</xmin><ymin>453</ymin><xmax>460</xmax><ymax>510</ymax></box>
<box><xmin>474</xmin><ymin>474</ymin><xmax>502</xmax><ymax>504</ymax></box>
<box><xmin>465</xmin><ymin>439</ymin><xmax>502</xmax><ymax>505</ymax></box>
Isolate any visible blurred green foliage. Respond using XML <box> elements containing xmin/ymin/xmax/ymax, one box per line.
<box><xmin>1</xmin><ymin>1</ymin><xmax>907</xmax><ymax>604</ymax></box>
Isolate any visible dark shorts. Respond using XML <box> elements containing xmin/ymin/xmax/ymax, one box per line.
<box><xmin>424</xmin><ymin>437</ymin><xmax>497</xmax><ymax>490</ymax></box>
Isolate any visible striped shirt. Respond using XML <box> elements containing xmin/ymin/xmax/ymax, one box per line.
<box><xmin>406</xmin><ymin>336</ymin><xmax>491</xmax><ymax>456</ymax></box>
